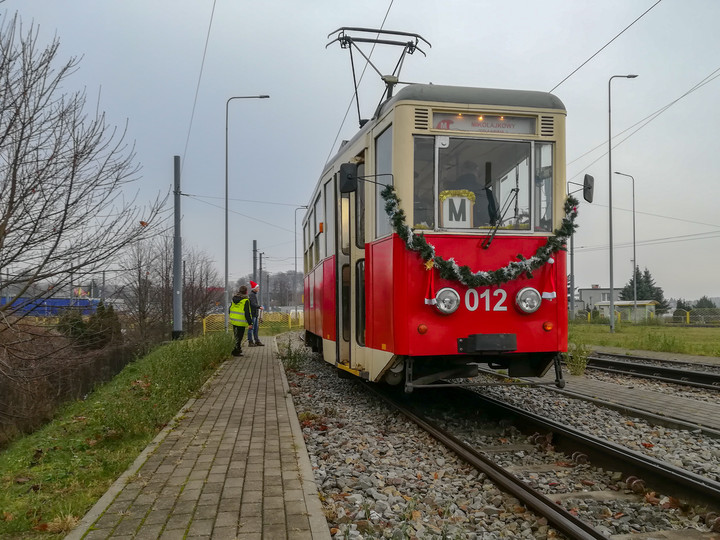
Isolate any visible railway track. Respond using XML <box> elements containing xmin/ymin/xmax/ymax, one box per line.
<box><xmin>364</xmin><ymin>383</ymin><xmax>720</xmax><ymax>538</ymax></box>
<box><xmin>584</xmin><ymin>353</ymin><xmax>720</xmax><ymax>390</ymax></box>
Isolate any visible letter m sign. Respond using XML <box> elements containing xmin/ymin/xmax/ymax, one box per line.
<box><xmin>441</xmin><ymin>196</ymin><xmax>473</xmax><ymax>228</ymax></box>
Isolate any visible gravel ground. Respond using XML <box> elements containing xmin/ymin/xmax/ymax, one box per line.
<box><xmin>276</xmin><ymin>333</ymin><xmax>716</xmax><ymax>539</ymax></box>
<box><xmin>477</xmin><ymin>379</ymin><xmax>720</xmax><ymax>482</ymax></box>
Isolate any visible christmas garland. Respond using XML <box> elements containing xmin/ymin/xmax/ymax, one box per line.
<box><xmin>381</xmin><ymin>185</ymin><xmax>579</xmax><ymax>288</ymax></box>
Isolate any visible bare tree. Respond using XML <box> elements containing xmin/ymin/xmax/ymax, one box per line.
<box><xmin>0</xmin><ymin>13</ymin><xmax>166</xmax><ymax>324</ymax></box>
<box><xmin>0</xmin><ymin>12</ymin><xmax>168</xmax><ymax>442</ymax></box>
<box><xmin>235</xmin><ymin>270</ymin><xmax>302</xmax><ymax>310</ymax></box>
<box><xmin>183</xmin><ymin>248</ymin><xmax>222</xmax><ymax>335</ymax></box>
<box><xmin>154</xmin><ymin>235</ymin><xmax>174</xmax><ymax>331</ymax></box>
<box><xmin>113</xmin><ymin>239</ymin><xmax>166</xmax><ymax>348</ymax></box>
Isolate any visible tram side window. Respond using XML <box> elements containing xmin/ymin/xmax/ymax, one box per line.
<box><xmin>534</xmin><ymin>143</ymin><xmax>553</xmax><ymax>232</ymax></box>
<box><xmin>324</xmin><ymin>180</ymin><xmax>335</xmax><ymax>257</ymax></box>
<box><xmin>355</xmin><ymin>162</ymin><xmax>366</xmax><ymax>249</ymax></box>
<box><xmin>313</xmin><ymin>194</ymin><xmax>323</xmax><ymax>262</ymax></box>
<box><xmin>303</xmin><ymin>222</ymin><xmax>310</xmax><ymax>272</ymax></box>
<box><xmin>375</xmin><ymin>126</ymin><xmax>393</xmax><ymax>238</ymax></box>
<box><xmin>413</xmin><ymin>136</ymin><xmax>435</xmax><ymax>229</ymax></box>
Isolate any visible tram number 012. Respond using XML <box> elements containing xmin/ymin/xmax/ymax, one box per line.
<box><xmin>465</xmin><ymin>289</ymin><xmax>508</xmax><ymax>312</ymax></box>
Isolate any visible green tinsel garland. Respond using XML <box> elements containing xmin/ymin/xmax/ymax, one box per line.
<box><xmin>381</xmin><ymin>185</ymin><xmax>579</xmax><ymax>288</ymax></box>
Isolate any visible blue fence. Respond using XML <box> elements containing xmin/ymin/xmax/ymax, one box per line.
<box><xmin>0</xmin><ymin>297</ymin><xmax>100</xmax><ymax>316</ymax></box>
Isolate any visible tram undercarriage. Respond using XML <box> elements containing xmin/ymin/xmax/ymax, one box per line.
<box><xmin>382</xmin><ymin>353</ymin><xmax>565</xmax><ymax>392</ymax></box>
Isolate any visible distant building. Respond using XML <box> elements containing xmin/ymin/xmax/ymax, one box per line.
<box><xmin>596</xmin><ymin>300</ymin><xmax>658</xmax><ymax>322</ymax></box>
<box><xmin>574</xmin><ymin>284</ymin><xmax>621</xmax><ymax>314</ymax></box>
<box><xmin>574</xmin><ymin>285</ymin><xmax>656</xmax><ymax>322</ymax></box>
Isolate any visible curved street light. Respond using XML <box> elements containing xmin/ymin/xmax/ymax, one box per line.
<box><xmin>294</xmin><ymin>206</ymin><xmax>308</xmax><ymax>324</ymax></box>
<box><xmin>608</xmin><ymin>74</ymin><xmax>637</xmax><ymax>332</ymax></box>
<box><xmin>614</xmin><ymin>171</ymin><xmax>637</xmax><ymax>320</ymax></box>
<box><xmin>225</xmin><ymin>95</ymin><xmax>270</xmax><ymax>331</ymax></box>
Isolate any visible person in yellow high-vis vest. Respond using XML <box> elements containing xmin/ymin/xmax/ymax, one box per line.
<box><xmin>229</xmin><ymin>285</ymin><xmax>252</xmax><ymax>356</ymax></box>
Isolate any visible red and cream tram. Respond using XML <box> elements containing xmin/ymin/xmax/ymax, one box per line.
<box><xmin>302</xmin><ymin>83</ymin><xmax>578</xmax><ymax>391</ymax></box>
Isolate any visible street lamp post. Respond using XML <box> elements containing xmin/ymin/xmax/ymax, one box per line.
<box><xmin>294</xmin><ymin>206</ymin><xmax>308</xmax><ymax>324</ymax></box>
<box><xmin>614</xmin><ymin>171</ymin><xmax>637</xmax><ymax>321</ymax></box>
<box><xmin>608</xmin><ymin>74</ymin><xmax>637</xmax><ymax>332</ymax></box>
<box><xmin>224</xmin><ymin>94</ymin><xmax>269</xmax><ymax>332</ymax></box>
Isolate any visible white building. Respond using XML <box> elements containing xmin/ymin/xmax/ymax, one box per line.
<box><xmin>596</xmin><ymin>300</ymin><xmax>658</xmax><ymax>323</ymax></box>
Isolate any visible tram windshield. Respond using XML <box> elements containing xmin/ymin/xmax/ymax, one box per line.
<box><xmin>413</xmin><ymin>136</ymin><xmax>553</xmax><ymax>232</ymax></box>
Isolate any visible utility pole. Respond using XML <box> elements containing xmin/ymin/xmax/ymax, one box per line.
<box><xmin>258</xmin><ymin>252</ymin><xmax>264</xmax><ymax>308</ymax></box>
<box><xmin>172</xmin><ymin>155</ymin><xmax>183</xmax><ymax>340</ymax></box>
<box><xmin>253</xmin><ymin>240</ymin><xmax>258</xmax><ymax>283</ymax></box>
<box><xmin>266</xmin><ymin>274</ymin><xmax>270</xmax><ymax>310</ymax></box>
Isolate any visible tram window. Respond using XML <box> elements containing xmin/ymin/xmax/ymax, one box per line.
<box><xmin>534</xmin><ymin>143</ymin><xmax>554</xmax><ymax>232</ymax></box>
<box><xmin>375</xmin><ymin>126</ymin><xmax>393</xmax><ymax>238</ymax></box>
<box><xmin>306</xmin><ymin>213</ymin><xmax>315</xmax><ymax>269</ymax></box>
<box><xmin>340</xmin><ymin>193</ymin><xmax>350</xmax><ymax>255</ymax></box>
<box><xmin>314</xmin><ymin>194</ymin><xmax>324</xmax><ymax>260</ymax></box>
<box><xmin>438</xmin><ymin>138</ymin><xmax>531</xmax><ymax>230</ymax></box>
<box><xmin>355</xmin><ymin>162</ymin><xmax>366</xmax><ymax>249</ymax></box>
<box><xmin>324</xmin><ymin>180</ymin><xmax>335</xmax><ymax>257</ymax></box>
<box><xmin>413</xmin><ymin>136</ymin><xmax>435</xmax><ymax>229</ymax></box>
<box><xmin>355</xmin><ymin>259</ymin><xmax>365</xmax><ymax>347</ymax></box>
<box><xmin>303</xmin><ymin>222</ymin><xmax>310</xmax><ymax>272</ymax></box>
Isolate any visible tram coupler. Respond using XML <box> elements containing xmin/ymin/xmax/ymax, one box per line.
<box><xmin>553</xmin><ymin>354</ymin><xmax>566</xmax><ymax>388</ymax></box>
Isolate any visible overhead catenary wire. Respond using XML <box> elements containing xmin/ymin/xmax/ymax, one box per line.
<box><xmin>184</xmin><ymin>194</ymin><xmax>295</xmax><ymax>234</ymax></box>
<box><xmin>587</xmin><ymin>203</ymin><xmax>720</xmax><ymax>230</ymax></box>
<box><xmin>549</xmin><ymin>0</ymin><xmax>662</xmax><ymax>93</ymax></box>
<box><xmin>575</xmin><ymin>229</ymin><xmax>720</xmax><ymax>253</ymax></box>
<box><xmin>180</xmin><ymin>0</ymin><xmax>217</xmax><ymax>170</ymax></box>
<box><xmin>567</xmin><ymin>66</ymin><xmax>720</xmax><ymax>178</ymax></box>
<box><xmin>325</xmin><ymin>0</ymin><xmax>395</xmax><ymax>165</ymax></box>
<box><xmin>181</xmin><ymin>193</ymin><xmax>305</xmax><ymax>208</ymax></box>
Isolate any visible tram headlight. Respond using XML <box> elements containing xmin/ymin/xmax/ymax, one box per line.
<box><xmin>434</xmin><ymin>288</ymin><xmax>460</xmax><ymax>315</ymax></box>
<box><xmin>516</xmin><ymin>287</ymin><xmax>542</xmax><ymax>314</ymax></box>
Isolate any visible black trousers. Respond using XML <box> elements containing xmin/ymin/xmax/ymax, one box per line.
<box><xmin>232</xmin><ymin>325</ymin><xmax>246</xmax><ymax>355</ymax></box>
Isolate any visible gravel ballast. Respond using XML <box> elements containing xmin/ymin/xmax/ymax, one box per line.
<box><xmin>277</xmin><ymin>333</ymin><xmax>717</xmax><ymax>539</ymax></box>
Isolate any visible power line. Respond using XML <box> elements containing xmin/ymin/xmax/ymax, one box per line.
<box><xmin>183</xmin><ymin>193</ymin><xmax>305</xmax><ymax>207</ymax></box>
<box><xmin>325</xmin><ymin>0</ymin><xmax>395</xmax><ymax>164</ymax></box>
<box><xmin>576</xmin><ymin>230</ymin><xmax>720</xmax><ymax>253</ymax></box>
<box><xmin>582</xmin><ymin>202</ymin><xmax>720</xmax><ymax>230</ymax></box>
<box><xmin>567</xmin><ymin>66</ymin><xmax>720</xmax><ymax>176</ymax></box>
<box><xmin>184</xmin><ymin>194</ymin><xmax>295</xmax><ymax>234</ymax></box>
<box><xmin>181</xmin><ymin>0</ymin><xmax>217</xmax><ymax>170</ymax></box>
<box><xmin>549</xmin><ymin>0</ymin><xmax>662</xmax><ymax>93</ymax></box>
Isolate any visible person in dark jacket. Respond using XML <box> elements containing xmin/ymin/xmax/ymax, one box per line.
<box><xmin>248</xmin><ymin>281</ymin><xmax>264</xmax><ymax>346</ymax></box>
<box><xmin>229</xmin><ymin>285</ymin><xmax>252</xmax><ymax>356</ymax></box>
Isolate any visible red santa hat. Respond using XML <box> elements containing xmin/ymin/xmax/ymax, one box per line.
<box><xmin>250</xmin><ymin>281</ymin><xmax>259</xmax><ymax>289</ymax></box>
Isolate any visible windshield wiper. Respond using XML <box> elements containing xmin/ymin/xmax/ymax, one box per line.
<box><xmin>481</xmin><ymin>188</ymin><xmax>519</xmax><ymax>249</ymax></box>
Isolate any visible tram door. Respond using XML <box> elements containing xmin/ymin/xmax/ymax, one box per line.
<box><xmin>336</xmin><ymin>161</ymin><xmax>366</xmax><ymax>372</ymax></box>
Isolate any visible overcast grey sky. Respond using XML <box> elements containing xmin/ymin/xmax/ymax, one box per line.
<box><xmin>2</xmin><ymin>0</ymin><xmax>719</xmax><ymax>301</ymax></box>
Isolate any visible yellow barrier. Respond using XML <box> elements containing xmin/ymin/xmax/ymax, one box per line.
<box><xmin>203</xmin><ymin>312</ymin><xmax>304</xmax><ymax>334</ymax></box>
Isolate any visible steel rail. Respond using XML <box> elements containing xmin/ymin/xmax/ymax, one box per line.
<box><xmin>586</xmin><ymin>355</ymin><xmax>720</xmax><ymax>389</ymax></box>
<box><xmin>363</xmin><ymin>384</ymin><xmax>609</xmax><ymax>540</ymax></box>
<box><xmin>468</xmin><ymin>391</ymin><xmax>720</xmax><ymax>507</ymax></box>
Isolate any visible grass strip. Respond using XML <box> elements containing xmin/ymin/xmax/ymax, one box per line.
<box><xmin>0</xmin><ymin>332</ymin><xmax>233</xmax><ymax>538</ymax></box>
<box><xmin>569</xmin><ymin>322</ymin><xmax>720</xmax><ymax>357</ymax></box>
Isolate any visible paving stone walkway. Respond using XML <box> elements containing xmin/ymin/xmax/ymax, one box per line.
<box><xmin>67</xmin><ymin>339</ymin><xmax>330</xmax><ymax>540</ymax></box>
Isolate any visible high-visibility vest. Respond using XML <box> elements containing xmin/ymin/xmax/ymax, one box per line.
<box><xmin>229</xmin><ymin>298</ymin><xmax>249</xmax><ymax>327</ymax></box>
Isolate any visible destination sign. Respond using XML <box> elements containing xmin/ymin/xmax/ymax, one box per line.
<box><xmin>434</xmin><ymin>113</ymin><xmax>536</xmax><ymax>135</ymax></box>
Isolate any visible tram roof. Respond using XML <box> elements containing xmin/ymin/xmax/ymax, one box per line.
<box><xmin>380</xmin><ymin>84</ymin><xmax>566</xmax><ymax>114</ymax></box>
<box><xmin>313</xmin><ymin>83</ymin><xmax>566</xmax><ymax>207</ymax></box>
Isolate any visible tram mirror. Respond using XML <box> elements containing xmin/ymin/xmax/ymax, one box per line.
<box><xmin>583</xmin><ymin>174</ymin><xmax>594</xmax><ymax>203</ymax></box>
<box><xmin>339</xmin><ymin>163</ymin><xmax>358</xmax><ymax>193</ymax></box>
